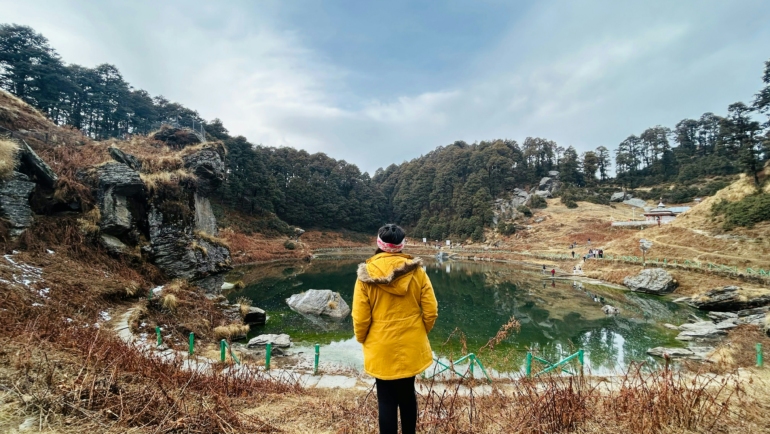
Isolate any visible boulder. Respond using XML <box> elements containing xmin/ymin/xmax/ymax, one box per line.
<box><xmin>182</xmin><ymin>147</ymin><xmax>224</xmax><ymax>195</ymax></box>
<box><xmin>100</xmin><ymin>234</ymin><xmax>129</xmax><ymax>255</ymax></box>
<box><xmin>534</xmin><ymin>190</ymin><xmax>552</xmax><ymax>198</ymax></box>
<box><xmin>286</xmin><ymin>289</ymin><xmax>351</xmax><ymax>319</ymax></box>
<box><xmin>647</xmin><ymin>347</ymin><xmax>697</xmax><ymax>359</ymax></box>
<box><xmin>99</xmin><ymin>186</ymin><xmax>131</xmax><ymax>235</ymax></box>
<box><xmin>18</xmin><ymin>141</ymin><xmax>57</xmax><ymax>188</ymax></box>
<box><xmin>547</xmin><ymin>170</ymin><xmax>560</xmax><ymax>179</ymax></box>
<box><xmin>602</xmin><ymin>305</ymin><xmax>620</xmax><ymax>315</ymax></box>
<box><xmin>243</xmin><ymin>306</ymin><xmax>266</xmax><ymax>326</ymax></box>
<box><xmin>623</xmin><ymin>268</ymin><xmax>678</xmax><ymax>294</ymax></box>
<box><xmin>684</xmin><ymin>286</ymin><xmax>770</xmax><ymax>311</ymax></box>
<box><xmin>108</xmin><ymin>147</ymin><xmax>141</xmax><ymax>171</ymax></box>
<box><xmin>610</xmin><ymin>192</ymin><xmax>628</xmax><ymax>202</ymax></box>
<box><xmin>0</xmin><ymin>172</ymin><xmax>35</xmax><ymax>237</ymax></box>
<box><xmin>623</xmin><ymin>198</ymin><xmax>647</xmax><ymax>208</ymax></box>
<box><xmin>247</xmin><ymin>333</ymin><xmax>291</xmax><ymax>349</ymax></box>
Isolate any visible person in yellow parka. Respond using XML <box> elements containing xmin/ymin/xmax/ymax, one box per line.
<box><xmin>352</xmin><ymin>224</ymin><xmax>438</xmax><ymax>434</ymax></box>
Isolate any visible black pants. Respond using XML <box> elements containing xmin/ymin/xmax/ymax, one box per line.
<box><xmin>375</xmin><ymin>376</ymin><xmax>417</xmax><ymax>434</ymax></box>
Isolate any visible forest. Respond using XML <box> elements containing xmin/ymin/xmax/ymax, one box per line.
<box><xmin>2</xmin><ymin>24</ymin><xmax>769</xmax><ymax>238</ymax></box>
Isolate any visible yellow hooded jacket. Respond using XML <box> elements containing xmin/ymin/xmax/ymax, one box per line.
<box><xmin>352</xmin><ymin>253</ymin><xmax>438</xmax><ymax>380</ymax></box>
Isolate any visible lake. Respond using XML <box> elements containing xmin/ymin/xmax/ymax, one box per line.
<box><xmin>226</xmin><ymin>256</ymin><xmax>693</xmax><ymax>375</ymax></box>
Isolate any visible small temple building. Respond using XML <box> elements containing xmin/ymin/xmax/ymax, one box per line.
<box><xmin>643</xmin><ymin>199</ymin><xmax>690</xmax><ymax>224</ymax></box>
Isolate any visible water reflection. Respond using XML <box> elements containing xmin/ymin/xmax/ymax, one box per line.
<box><xmin>227</xmin><ymin>257</ymin><xmax>691</xmax><ymax>374</ymax></box>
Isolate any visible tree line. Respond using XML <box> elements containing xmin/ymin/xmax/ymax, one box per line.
<box><xmin>0</xmin><ymin>24</ymin><xmax>205</xmax><ymax>139</ymax></box>
<box><xmin>2</xmin><ymin>23</ymin><xmax>769</xmax><ymax>237</ymax></box>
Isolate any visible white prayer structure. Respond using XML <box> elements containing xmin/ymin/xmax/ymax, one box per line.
<box><xmin>446</xmin><ymin>240</ymin><xmax>451</xmax><ymax>246</ymax></box>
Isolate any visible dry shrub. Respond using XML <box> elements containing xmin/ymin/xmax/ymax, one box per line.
<box><xmin>236</xmin><ymin>296</ymin><xmax>252</xmax><ymax>317</ymax></box>
<box><xmin>76</xmin><ymin>207</ymin><xmax>100</xmax><ymax>236</ymax></box>
<box><xmin>0</xmin><ymin>138</ymin><xmax>19</xmax><ymax>180</ymax></box>
<box><xmin>162</xmin><ymin>293</ymin><xmax>179</xmax><ymax>311</ymax></box>
<box><xmin>214</xmin><ymin>323</ymin><xmax>250</xmax><ymax>341</ymax></box>
<box><xmin>52</xmin><ymin>175</ymin><xmax>94</xmax><ymax>208</ymax></box>
<box><xmin>141</xmin><ymin>154</ymin><xmax>184</xmax><ymax>173</ymax></box>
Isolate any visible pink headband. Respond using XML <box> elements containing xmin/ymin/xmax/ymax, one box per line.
<box><xmin>377</xmin><ymin>235</ymin><xmax>405</xmax><ymax>253</ymax></box>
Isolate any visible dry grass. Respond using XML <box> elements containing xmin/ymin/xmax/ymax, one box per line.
<box><xmin>213</xmin><ymin>323</ymin><xmax>250</xmax><ymax>341</ymax></box>
<box><xmin>140</xmin><ymin>169</ymin><xmax>197</xmax><ymax>194</ymax></box>
<box><xmin>161</xmin><ymin>293</ymin><xmax>179</xmax><ymax>311</ymax></box>
<box><xmin>195</xmin><ymin>230</ymin><xmax>230</xmax><ymax>248</ymax></box>
<box><xmin>0</xmin><ymin>138</ymin><xmax>19</xmax><ymax>180</ymax></box>
<box><xmin>236</xmin><ymin>296</ymin><xmax>252</xmax><ymax>318</ymax></box>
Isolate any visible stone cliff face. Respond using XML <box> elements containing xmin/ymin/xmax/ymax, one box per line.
<box><xmin>1</xmin><ymin>135</ymin><xmax>232</xmax><ymax>290</ymax></box>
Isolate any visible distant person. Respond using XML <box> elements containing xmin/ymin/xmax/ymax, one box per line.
<box><xmin>599</xmin><ymin>249</ymin><xmax>603</xmax><ymax>259</ymax></box>
<box><xmin>571</xmin><ymin>250</ymin><xmax>575</xmax><ymax>259</ymax></box>
<box><xmin>657</xmin><ymin>216</ymin><xmax>661</xmax><ymax>228</ymax></box>
<box><xmin>587</xmin><ymin>238</ymin><xmax>591</xmax><ymax>246</ymax></box>
<box><xmin>542</xmin><ymin>264</ymin><xmax>546</xmax><ymax>274</ymax></box>
<box><xmin>551</xmin><ymin>268</ymin><xmax>555</xmax><ymax>278</ymax></box>
<box><xmin>352</xmin><ymin>224</ymin><xmax>438</xmax><ymax>434</ymax></box>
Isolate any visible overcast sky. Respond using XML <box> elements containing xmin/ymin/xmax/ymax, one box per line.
<box><xmin>3</xmin><ymin>0</ymin><xmax>770</xmax><ymax>174</ymax></box>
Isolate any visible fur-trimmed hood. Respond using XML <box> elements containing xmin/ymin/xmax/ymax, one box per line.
<box><xmin>356</xmin><ymin>253</ymin><xmax>423</xmax><ymax>296</ymax></box>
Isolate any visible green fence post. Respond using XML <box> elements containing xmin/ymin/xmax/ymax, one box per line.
<box><xmin>221</xmin><ymin>340</ymin><xmax>226</xmax><ymax>363</ymax></box>
<box><xmin>265</xmin><ymin>343</ymin><xmax>272</xmax><ymax>370</ymax></box>
<box><xmin>314</xmin><ymin>344</ymin><xmax>320</xmax><ymax>375</ymax></box>
<box><xmin>148</xmin><ymin>288</ymin><xmax>153</xmax><ymax>302</ymax></box>
<box><xmin>156</xmin><ymin>326</ymin><xmax>161</xmax><ymax>347</ymax></box>
<box><xmin>469</xmin><ymin>354</ymin><xmax>475</xmax><ymax>377</ymax></box>
<box><xmin>526</xmin><ymin>352</ymin><xmax>532</xmax><ymax>378</ymax></box>
<box><xmin>189</xmin><ymin>332</ymin><xmax>194</xmax><ymax>356</ymax></box>
<box><xmin>757</xmin><ymin>343</ymin><xmax>763</xmax><ymax>368</ymax></box>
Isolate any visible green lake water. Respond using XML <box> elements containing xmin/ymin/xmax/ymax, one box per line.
<box><xmin>226</xmin><ymin>257</ymin><xmax>693</xmax><ymax>375</ymax></box>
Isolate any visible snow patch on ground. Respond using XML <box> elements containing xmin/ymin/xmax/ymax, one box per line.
<box><xmin>99</xmin><ymin>311</ymin><xmax>112</xmax><ymax>322</ymax></box>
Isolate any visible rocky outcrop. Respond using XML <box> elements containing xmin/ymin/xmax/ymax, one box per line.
<box><xmin>532</xmin><ymin>177</ymin><xmax>560</xmax><ymax>198</ymax></box>
<box><xmin>610</xmin><ymin>192</ymin><xmax>629</xmax><ymax>202</ymax></box>
<box><xmin>94</xmin><ymin>162</ymin><xmax>144</xmax><ymax>196</ymax></box>
<box><xmin>247</xmin><ymin>334</ymin><xmax>291</xmax><ymax>349</ymax></box>
<box><xmin>147</xmin><ymin>206</ymin><xmax>231</xmax><ymax>280</ymax></box>
<box><xmin>182</xmin><ymin>147</ymin><xmax>224</xmax><ymax>195</ymax></box>
<box><xmin>151</xmin><ymin>126</ymin><xmax>201</xmax><ymax>148</ymax></box>
<box><xmin>0</xmin><ymin>172</ymin><xmax>35</xmax><ymax>237</ymax></box>
<box><xmin>602</xmin><ymin>305</ymin><xmax>620</xmax><ymax>315</ymax></box>
<box><xmin>493</xmin><ymin>188</ymin><xmax>532</xmax><ymax>224</ymax></box>
<box><xmin>286</xmin><ymin>289</ymin><xmax>351</xmax><ymax>319</ymax></box>
<box><xmin>682</xmin><ymin>286</ymin><xmax>770</xmax><ymax>312</ymax></box>
<box><xmin>108</xmin><ymin>147</ymin><xmax>141</xmax><ymax>171</ymax></box>
<box><xmin>194</xmin><ymin>193</ymin><xmax>217</xmax><ymax>235</ymax></box>
<box><xmin>623</xmin><ymin>268</ymin><xmax>678</xmax><ymax>294</ymax></box>
<box><xmin>547</xmin><ymin>170</ymin><xmax>560</xmax><ymax>179</ymax></box>
<box><xmin>18</xmin><ymin>140</ymin><xmax>57</xmax><ymax>188</ymax></box>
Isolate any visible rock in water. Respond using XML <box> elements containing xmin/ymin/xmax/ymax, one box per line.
<box><xmin>247</xmin><ymin>334</ymin><xmax>291</xmax><ymax>348</ymax></box>
<box><xmin>243</xmin><ymin>306</ymin><xmax>266</xmax><ymax>326</ymax></box>
<box><xmin>0</xmin><ymin>172</ymin><xmax>35</xmax><ymax>237</ymax></box>
<box><xmin>623</xmin><ymin>268</ymin><xmax>678</xmax><ymax>294</ymax></box>
<box><xmin>286</xmin><ymin>289</ymin><xmax>351</xmax><ymax>319</ymax></box>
